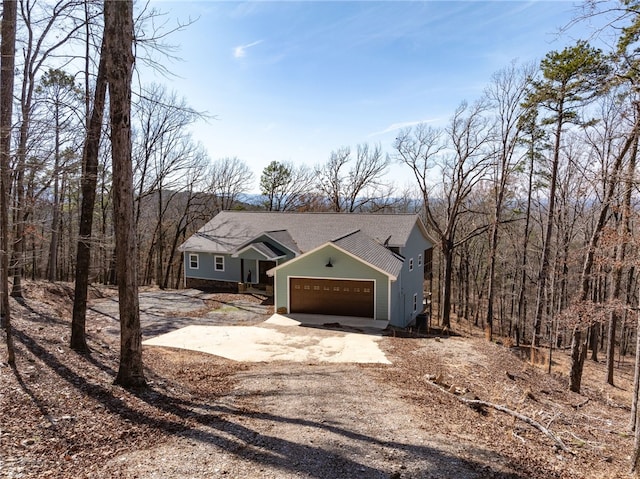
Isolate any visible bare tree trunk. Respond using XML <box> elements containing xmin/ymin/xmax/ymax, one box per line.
<box><xmin>606</xmin><ymin>310</ymin><xmax>618</xmax><ymax>386</ymax></box>
<box><xmin>590</xmin><ymin>324</ymin><xmax>599</xmax><ymax>362</ymax></box>
<box><xmin>105</xmin><ymin>0</ymin><xmax>145</xmax><ymax>387</ymax></box>
<box><xmin>10</xmin><ymin>13</ymin><xmax>32</xmax><ymax>299</ymax></box>
<box><xmin>633</xmin><ymin>312</ymin><xmax>640</xmax><ymax>475</ymax></box>
<box><xmin>162</xmin><ymin>212</ymin><xmax>189</xmax><ymax>289</ymax></box>
<box><xmin>441</xmin><ymin>239</ymin><xmax>453</xmax><ymax>329</ymax></box>
<box><xmin>46</xmin><ymin>104</ymin><xmax>62</xmax><ymax>282</ymax></box>
<box><xmin>71</xmin><ymin>34</ymin><xmax>108</xmax><ymax>352</ymax></box>
<box><xmin>631</xmin><ymin>310</ymin><xmax>640</xmax><ymax>432</ymax></box>
<box><xmin>570</xmin><ymin>107</ymin><xmax>639</xmax><ymax>393</ymax></box>
<box><xmin>1</xmin><ymin>0</ymin><xmax>17</xmax><ymax>365</ymax></box>
<box><xmin>532</xmin><ymin>102</ymin><xmax>563</xmax><ymax>347</ymax></box>
<box><xmin>516</xmin><ymin>145</ymin><xmax>535</xmax><ymax>347</ymax></box>
<box><xmin>569</xmin><ymin>326</ymin><xmax>587</xmax><ymax>393</ymax></box>
<box><xmin>608</xmin><ymin>129</ymin><xmax>638</xmax><ymax>385</ymax></box>
<box><xmin>485</xmin><ymin>62</ymin><xmax>529</xmax><ymax>342</ymax></box>
<box><xmin>11</xmin><ymin>142</ymin><xmax>26</xmax><ymax>297</ymax></box>
<box><xmin>485</xmin><ymin>216</ymin><xmax>499</xmax><ymax>341</ymax></box>
<box><xmin>156</xmin><ymin>188</ymin><xmax>165</xmax><ymax>288</ymax></box>
<box><xmin>163</xmin><ymin>227</ymin><xmax>183</xmax><ymax>289</ymax></box>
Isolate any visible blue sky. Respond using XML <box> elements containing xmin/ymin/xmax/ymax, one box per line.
<box><xmin>145</xmin><ymin>1</ymin><xmax>604</xmax><ymax>192</ymax></box>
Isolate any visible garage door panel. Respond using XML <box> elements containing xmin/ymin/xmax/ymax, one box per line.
<box><xmin>290</xmin><ymin>278</ymin><xmax>374</xmax><ymax>318</ymax></box>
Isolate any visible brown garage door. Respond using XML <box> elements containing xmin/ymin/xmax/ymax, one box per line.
<box><xmin>289</xmin><ymin>278</ymin><xmax>374</xmax><ymax>318</ymax></box>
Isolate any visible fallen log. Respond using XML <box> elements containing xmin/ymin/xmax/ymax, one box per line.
<box><xmin>425</xmin><ymin>380</ymin><xmax>574</xmax><ymax>455</ymax></box>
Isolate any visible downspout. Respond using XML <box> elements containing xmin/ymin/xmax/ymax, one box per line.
<box><xmin>387</xmin><ymin>277</ymin><xmax>392</xmax><ymax>323</ymax></box>
<box><xmin>183</xmin><ymin>252</ymin><xmax>186</xmax><ymax>289</ymax></box>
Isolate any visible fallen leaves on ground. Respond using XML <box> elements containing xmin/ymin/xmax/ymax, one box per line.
<box><xmin>0</xmin><ymin>280</ymin><xmax>633</xmax><ymax>478</ymax></box>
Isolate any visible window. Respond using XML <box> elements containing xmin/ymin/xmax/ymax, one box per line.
<box><xmin>413</xmin><ymin>293</ymin><xmax>418</xmax><ymax>312</ymax></box>
<box><xmin>214</xmin><ymin>255</ymin><xmax>224</xmax><ymax>271</ymax></box>
<box><xmin>189</xmin><ymin>254</ymin><xmax>199</xmax><ymax>269</ymax></box>
<box><xmin>418</xmin><ymin>254</ymin><xmax>423</xmax><ymax>267</ymax></box>
<box><xmin>409</xmin><ymin>258</ymin><xmax>414</xmax><ymax>271</ymax></box>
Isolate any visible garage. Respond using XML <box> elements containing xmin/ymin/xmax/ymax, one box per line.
<box><xmin>289</xmin><ymin>278</ymin><xmax>374</xmax><ymax>318</ymax></box>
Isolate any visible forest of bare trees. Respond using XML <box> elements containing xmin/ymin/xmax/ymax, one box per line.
<box><xmin>6</xmin><ymin>0</ymin><xmax>640</xmax><ymax>471</ymax></box>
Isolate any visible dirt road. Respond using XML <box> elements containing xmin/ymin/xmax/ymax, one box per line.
<box><xmin>104</xmin><ymin>362</ymin><xmax>506</xmax><ymax>478</ymax></box>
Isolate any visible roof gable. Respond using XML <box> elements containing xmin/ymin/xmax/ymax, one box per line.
<box><xmin>232</xmin><ymin>242</ymin><xmax>287</xmax><ymax>261</ymax></box>
<box><xmin>331</xmin><ymin>230</ymin><xmax>404</xmax><ymax>279</ymax></box>
<box><xmin>267</xmin><ymin>231</ymin><xmax>403</xmax><ymax>280</ymax></box>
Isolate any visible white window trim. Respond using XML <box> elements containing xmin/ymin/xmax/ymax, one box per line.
<box><xmin>409</xmin><ymin>258</ymin><xmax>414</xmax><ymax>271</ymax></box>
<box><xmin>418</xmin><ymin>254</ymin><xmax>423</xmax><ymax>267</ymax></box>
<box><xmin>189</xmin><ymin>253</ymin><xmax>199</xmax><ymax>270</ymax></box>
<box><xmin>413</xmin><ymin>293</ymin><xmax>418</xmax><ymax>312</ymax></box>
<box><xmin>214</xmin><ymin>255</ymin><xmax>225</xmax><ymax>272</ymax></box>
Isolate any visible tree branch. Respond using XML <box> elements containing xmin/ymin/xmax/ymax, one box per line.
<box><xmin>425</xmin><ymin>379</ymin><xmax>574</xmax><ymax>455</ymax></box>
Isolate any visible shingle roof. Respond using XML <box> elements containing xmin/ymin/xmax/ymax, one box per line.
<box><xmin>264</xmin><ymin>230</ymin><xmax>300</xmax><ymax>254</ymax></box>
<box><xmin>179</xmin><ymin>211</ymin><xmax>425</xmax><ymax>254</ymax></box>
<box><xmin>331</xmin><ymin>230</ymin><xmax>404</xmax><ymax>278</ymax></box>
<box><xmin>233</xmin><ymin>241</ymin><xmax>286</xmax><ymax>260</ymax></box>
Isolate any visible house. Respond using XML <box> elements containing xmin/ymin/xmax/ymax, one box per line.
<box><xmin>178</xmin><ymin>211</ymin><xmax>433</xmax><ymax>328</ymax></box>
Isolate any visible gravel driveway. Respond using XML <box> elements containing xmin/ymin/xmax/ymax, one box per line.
<box><xmin>91</xmin><ymin>289</ymin><xmax>391</xmax><ymax>364</ymax></box>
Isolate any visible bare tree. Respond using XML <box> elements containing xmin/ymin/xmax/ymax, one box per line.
<box><xmin>132</xmin><ymin>83</ymin><xmax>202</xmax><ymax>220</ymax></box>
<box><xmin>344</xmin><ymin>143</ymin><xmax>390</xmax><ymax>212</ymax></box>
<box><xmin>160</xmin><ymin>151</ymin><xmax>210</xmax><ymax>289</ymax></box>
<box><xmin>11</xmin><ymin>0</ymin><xmax>88</xmax><ymax>298</ymax></box>
<box><xmin>36</xmin><ymin>68</ymin><xmax>83</xmax><ymax>282</ymax></box>
<box><xmin>578</xmin><ymin>86</ymin><xmax>640</xmax><ymax>385</ymax></box>
<box><xmin>139</xmin><ymin>140</ymin><xmax>208</xmax><ymax>287</ymax></box>
<box><xmin>315</xmin><ymin>143</ymin><xmax>390</xmax><ymax>212</ymax></box>
<box><xmin>130</xmin><ymin>83</ymin><xmax>205</xmax><ymax>286</ymax></box>
<box><xmin>71</xmin><ymin>33</ymin><xmax>108</xmax><ymax>353</ymax></box>
<box><xmin>316</xmin><ymin>147</ymin><xmax>349</xmax><ymax>212</ymax></box>
<box><xmin>483</xmin><ymin>60</ymin><xmax>532</xmax><ymax>340</ymax></box>
<box><xmin>570</xmin><ymin>108</ymin><xmax>638</xmax><ymax>392</ymax></box>
<box><xmin>395</xmin><ymin>101</ymin><xmax>493</xmax><ymax>328</ymax></box>
<box><xmin>207</xmin><ymin>156</ymin><xmax>254</xmax><ymax>213</ymax></box>
<box><xmin>1</xmin><ymin>0</ymin><xmax>18</xmax><ymax>365</ymax></box>
<box><xmin>260</xmin><ymin>160</ymin><xmax>315</xmax><ymax>211</ymax></box>
<box><xmin>514</xmin><ymin>107</ymin><xmax>548</xmax><ymax>346</ymax></box>
<box><xmin>104</xmin><ymin>0</ymin><xmax>145</xmax><ymax>387</ymax></box>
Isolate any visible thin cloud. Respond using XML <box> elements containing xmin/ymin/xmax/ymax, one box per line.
<box><xmin>368</xmin><ymin>119</ymin><xmax>439</xmax><ymax>137</ymax></box>
<box><xmin>233</xmin><ymin>40</ymin><xmax>263</xmax><ymax>59</ymax></box>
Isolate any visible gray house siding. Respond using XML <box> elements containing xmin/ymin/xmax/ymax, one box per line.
<box><xmin>394</xmin><ymin>222</ymin><xmax>431</xmax><ymax>327</ymax></box>
<box><xmin>274</xmin><ymin>244</ymin><xmax>391</xmax><ymax>321</ymax></box>
<box><xmin>184</xmin><ymin>252</ymin><xmax>242</xmax><ymax>282</ymax></box>
<box><xmin>183</xmin><ymin>233</ymin><xmax>293</xmax><ymax>289</ymax></box>
<box><xmin>389</xmin><ymin>276</ymin><xmax>404</xmax><ymax>326</ymax></box>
